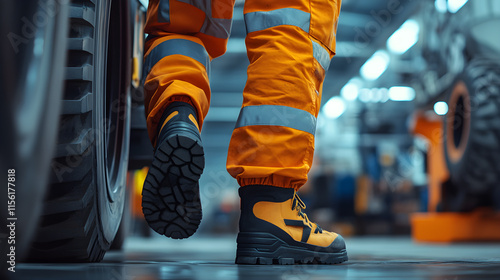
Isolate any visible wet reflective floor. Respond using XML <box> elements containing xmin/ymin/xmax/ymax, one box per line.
<box><xmin>11</xmin><ymin>236</ymin><xmax>500</xmax><ymax>280</ymax></box>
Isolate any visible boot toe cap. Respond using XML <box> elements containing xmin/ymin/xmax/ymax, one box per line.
<box><xmin>328</xmin><ymin>234</ymin><xmax>346</xmax><ymax>252</ymax></box>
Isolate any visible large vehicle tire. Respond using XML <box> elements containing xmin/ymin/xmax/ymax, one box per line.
<box><xmin>0</xmin><ymin>0</ymin><xmax>69</xmax><ymax>263</ymax></box>
<box><xmin>442</xmin><ymin>59</ymin><xmax>500</xmax><ymax>212</ymax></box>
<box><xmin>110</xmin><ymin>186</ymin><xmax>131</xmax><ymax>251</ymax></box>
<box><xmin>27</xmin><ymin>0</ymin><xmax>131</xmax><ymax>262</ymax></box>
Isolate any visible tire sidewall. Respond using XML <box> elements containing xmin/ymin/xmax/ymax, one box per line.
<box><xmin>11</xmin><ymin>0</ymin><xmax>68</xmax><ymax>260</ymax></box>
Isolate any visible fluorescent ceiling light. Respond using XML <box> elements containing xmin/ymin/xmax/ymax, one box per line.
<box><xmin>434</xmin><ymin>101</ymin><xmax>448</xmax><ymax>115</ymax></box>
<box><xmin>323</xmin><ymin>96</ymin><xmax>346</xmax><ymax>119</ymax></box>
<box><xmin>448</xmin><ymin>0</ymin><xmax>468</xmax><ymax>13</ymax></box>
<box><xmin>358</xmin><ymin>88</ymin><xmax>389</xmax><ymax>103</ymax></box>
<box><xmin>388</xmin><ymin>86</ymin><xmax>415</xmax><ymax>101</ymax></box>
<box><xmin>360</xmin><ymin>50</ymin><xmax>390</xmax><ymax>81</ymax></box>
<box><xmin>434</xmin><ymin>0</ymin><xmax>447</xmax><ymax>13</ymax></box>
<box><xmin>379</xmin><ymin>88</ymin><xmax>390</xmax><ymax>103</ymax></box>
<box><xmin>340</xmin><ymin>78</ymin><xmax>363</xmax><ymax>101</ymax></box>
<box><xmin>358</xmin><ymin>88</ymin><xmax>371</xmax><ymax>103</ymax></box>
<box><xmin>371</xmin><ymin>88</ymin><xmax>383</xmax><ymax>103</ymax></box>
<box><xmin>387</xmin><ymin>19</ymin><xmax>420</xmax><ymax>54</ymax></box>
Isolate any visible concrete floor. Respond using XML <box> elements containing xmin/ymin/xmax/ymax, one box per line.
<box><xmin>12</xmin><ymin>235</ymin><xmax>500</xmax><ymax>280</ymax></box>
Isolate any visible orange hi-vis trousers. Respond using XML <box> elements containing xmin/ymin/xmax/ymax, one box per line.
<box><xmin>144</xmin><ymin>0</ymin><xmax>341</xmax><ymax>190</ymax></box>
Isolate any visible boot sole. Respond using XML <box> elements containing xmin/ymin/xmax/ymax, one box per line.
<box><xmin>236</xmin><ymin>232</ymin><xmax>348</xmax><ymax>265</ymax></box>
<box><xmin>142</xmin><ymin>134</ymin><xmax>204</xmax><ymax>239</ymax></box>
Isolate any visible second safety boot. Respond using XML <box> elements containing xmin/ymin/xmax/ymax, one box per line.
<box><xmin>142</xmin><ymin>101</ymin><xmax>204</xmax><ymax>239</ymax></box>
<box><xmin>236</xmin><ymin>185</ymin><xmax>348</xmax><ymax>265</ymax></box>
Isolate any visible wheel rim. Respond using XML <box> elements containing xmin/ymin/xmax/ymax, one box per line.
<box><xmin>446</xmin><ymin>81</ymin><xmax>471</xmax><ymax>163</ymax></box>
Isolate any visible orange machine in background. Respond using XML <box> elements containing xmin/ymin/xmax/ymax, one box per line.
<box><xmin>131</xmin><ymin>167</ymin><xmax>149</xmax><ymax>220</ymax></box>
<box><xmin>125</xmin><ymin>167</ymin><xmax>152</xmax><ymax>237</ymax></box>
<box><xmin>410</xmin><ymin>112</ymin><xmax>500</xmax><ymax>242</ymax></box>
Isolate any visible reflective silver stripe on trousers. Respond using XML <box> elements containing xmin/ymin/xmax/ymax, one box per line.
<box><xmin>244</xmin><ymin>8</ymin><xmax>310</xmax><ymax>34</ymax></box>
<box><xmin>178</xmin><ymin>0</ymin><xmax>232</xmax><ymax>39</ymax></box>
<box><xmin>235</xmin><ymin>105</ymin><xmax>317</xmax><ymax>135</ymax></box>
<box><xmin>158</xmin><ymin>0</ymin><xmax>170</xmax><ymax>23</ymax></box>
<box><xmin>311</xmin><ymin>40</ymin><xmax>331</xmax><ymax>71</ymax></box>
<box><xmin>144</xmin><ymin>39</ymin><xmax>210</xmax><ymax>75</ymax></box>
<box><xmin>201</xmin><ymin>17</ymin><xmax>232</xmax><ymax>39</ymax></box>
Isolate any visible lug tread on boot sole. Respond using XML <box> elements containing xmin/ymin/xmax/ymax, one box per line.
<box><xmin>142</xmin><ymin>134</ymin><xmax>204</xmax><ymax>239</ymax></box>
<box><xmin>236</xmin><ymin>232</ymin><xmax>348</xmax><ymax>265</ymax></box>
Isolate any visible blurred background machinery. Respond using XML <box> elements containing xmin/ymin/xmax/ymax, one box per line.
<box><xmin>1</xmin><ymin>0</ymin><xmax>500</xmax><ymax>268</ymax></box>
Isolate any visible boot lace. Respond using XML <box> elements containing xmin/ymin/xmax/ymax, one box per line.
<box><xmin>292</xmin><ymin>192</ymin><xmax>323</xmax><ymax>234</ymax></box>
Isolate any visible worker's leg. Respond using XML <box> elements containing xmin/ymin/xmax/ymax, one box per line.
<box><xmin>144</xmin><ymin>0</ymin><xmax>234</xmax><ymax>145</ymax></box>
<box><xmin>228</xmin><ymin>0</ymin><xmax>348</xmax><ymax>265</ymax></box>
<box><xmin>227</xmin><ymin>0</ymin><xmax>341</xmax><ymax>190</ymax></box>
<box><xmin>142</xmin><ymin>0</ymin><xmax>235</xmax><ymax>238</ymax></box>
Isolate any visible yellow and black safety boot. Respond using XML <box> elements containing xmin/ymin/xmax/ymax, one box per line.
<box><xmin>236</xmin><ymin>185</ymin><xmax>348</xmax><ymax>265</ymax></box>
<box><xmin>142</xmin><ymin>101</ymin><xmax>204</xmax><ymax>239</ymax></box>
